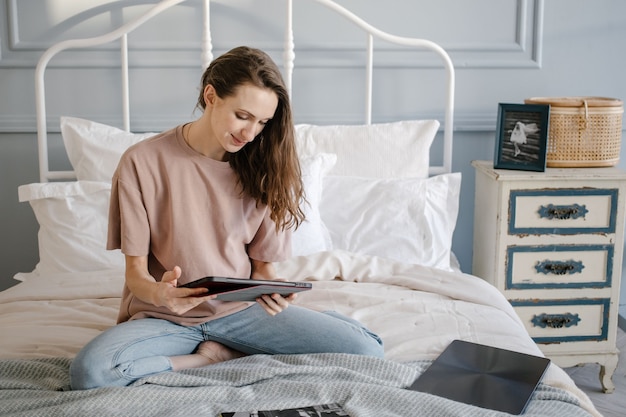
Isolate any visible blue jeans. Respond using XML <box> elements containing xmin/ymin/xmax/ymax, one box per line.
<box><xmin>69</xmin><ymin>304</ymin><xmax>384</xmax><ymax>389</ymax></box>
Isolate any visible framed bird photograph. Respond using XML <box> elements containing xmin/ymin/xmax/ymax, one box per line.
<box><xmin>494</xmin><ymin>103</ymin><xmax>550</xmax><ymax>171</ymax></box>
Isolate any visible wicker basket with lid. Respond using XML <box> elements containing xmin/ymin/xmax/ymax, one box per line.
<box><xmin>524</xmin><ymin>96</ymin><xmax>623</xmax><ymax>167</ymax></box>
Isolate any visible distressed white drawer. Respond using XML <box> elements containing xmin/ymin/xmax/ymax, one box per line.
<box><xmin>509</xmin><ymin>188</ymin><xmax>618</xmax><ymax>235</ymax></box>
<box><xmin>472</xmin><ymin>161</ymin><xmax>626</xmax><ymax>392</ymax></box>
<box><xmin>511</xmin><ymin>299</ymin><xmax>609</xmax><ymax>343</ymax></box>
<box><xmin>505</xmin><ymin>244</ymin><xmax>613</xmax><ymax>290</ymax></box>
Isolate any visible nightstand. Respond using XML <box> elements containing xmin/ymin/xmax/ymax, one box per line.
<box><xmin>471</xmin><ymin>160</ymin><xmax>625</xmax><ymax>393</ymax></box>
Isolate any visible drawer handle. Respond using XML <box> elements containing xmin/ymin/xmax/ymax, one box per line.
<box><xmin>535</xmin><ymin>259</ymin><xmax>584</xmax><ymax>275</ymax></box>
<box><xmin>531</xmin><ymin>313</ymin><xmax>580</xmax><ymax>329</ymax></box>
<box><xmin>538</xmin><ymin>203</ymin><xmax>588</xmax><ymax>220</ymax></box>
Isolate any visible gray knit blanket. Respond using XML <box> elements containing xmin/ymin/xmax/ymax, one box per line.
<box><xmin>0</xmin><ymin>354</ymin><xmax>592</xmax><ymax>417</ymax></box>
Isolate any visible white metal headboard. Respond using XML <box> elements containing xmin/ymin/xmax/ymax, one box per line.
<box><xmin>34</xmin><ymin>0</ymin><xmax>455</xmax><ymax>183</ymax></box>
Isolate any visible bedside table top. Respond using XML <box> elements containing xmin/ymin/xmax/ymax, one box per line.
<box><xmin>472</xmin><ymin>160</ymin><xmax>626</xmax><ymax>181</ymax></box>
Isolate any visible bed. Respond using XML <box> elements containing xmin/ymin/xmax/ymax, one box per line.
<box><xmin>0</xmin><ymin>1</ymin><xmax>602</xmax><ymax>416</ymax></box>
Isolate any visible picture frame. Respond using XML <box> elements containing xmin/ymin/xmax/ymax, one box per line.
<box><xmin>494</xmin><ymin>103</ymin><xmax>550</xmax><ymax>171</ymax></box>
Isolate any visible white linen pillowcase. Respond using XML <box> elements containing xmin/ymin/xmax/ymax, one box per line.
<box><xmin>61</xmin><ymin>117</ymin><xmax>438</xmax><ymax>182</ymax></box>
<box><xmin>319</xmin><ymin>173</ymin><xmax>461</xmax><ymax>271</ymax></box>
<box><xmin>18</xmin><ymin>181</ymin><xmax>124</xmax><ymax>276</ymax></box>
<box><xmin>295</xmin><ymin>120</ymin><xmax>439</xmax><ymax>179</ymax></box>
<box><xmin>61</xmin><ymin>116</ymin><xmax>156</xmax><ymax>182</ymax></box>
<box><xmin>292</xmin><ymin>153</ymin><xmax>337</xmax><ymax>256</ymax></box>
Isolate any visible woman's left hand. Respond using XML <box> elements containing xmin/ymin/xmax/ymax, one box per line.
<box><xmin>256</xmin><ymin>292</ymin><xmax>297</xmax><ymax>316</ymax></box>
<box><xmin>250</xmin><ymin>258</ymin><xmax>296</xmax><ymax>316</ymax></box>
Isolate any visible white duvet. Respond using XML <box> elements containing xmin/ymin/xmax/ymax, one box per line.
<box><xmin>0</xmin><ymin>250</ymin><xmax>599</xmax><ymax>416</ymax></box>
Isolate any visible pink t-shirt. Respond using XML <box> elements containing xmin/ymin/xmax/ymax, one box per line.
<box><xmin>107</xmin><ymin>125</ymin><xmax>292</xmax><ymax>325</ymax></box>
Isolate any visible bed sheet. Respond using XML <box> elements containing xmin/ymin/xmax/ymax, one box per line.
<box><xmin>0</xmin><ymin>250</ymin><xmax>600</xmax><ymax>416</ymax></box>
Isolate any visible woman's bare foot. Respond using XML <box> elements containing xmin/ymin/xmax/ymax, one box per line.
<box><xmin>170</xmin><ymin>341</ymin><xmax>246</xmax><ymax>371</ymax></box>
<box><xmin>196</xmin><ymin>340</ymin><xmax>246</xmax><ymax>363</ymax></box>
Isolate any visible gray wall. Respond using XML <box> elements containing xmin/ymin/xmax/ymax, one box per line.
<box><xmin>1</xmin><ymin>0</ymin><xmax>625</xmax><ymax>316</ymax></box>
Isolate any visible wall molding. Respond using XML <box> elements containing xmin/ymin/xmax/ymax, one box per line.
<box><xmin>0</xmin><ymin>112</ymin><xmax>502</xmax><ymax>134</ymax></box>
<box><xmin>1</xmin><ymin>0</ymin><xmax>544</xmax><ymax>69</ymax></box>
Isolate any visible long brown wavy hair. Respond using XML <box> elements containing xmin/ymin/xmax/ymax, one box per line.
<box><xmin>196</xmin><ymin>46</ymin><xmax>305</xmax><ymax>231</ymax></box>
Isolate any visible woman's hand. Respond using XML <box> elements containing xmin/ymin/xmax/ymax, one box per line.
<box><xmin>257</xmin><ymin>292</ymin><xmax>297</xmax><ymax>316</ymax></box>
<box><xmin>250</xmin><ymin>259</ymin><xmax>297</xmax><ymax>316</ymax></box>
<box><xmin>154</xmin><ymin>266</ymin><xmax>216</xmax><ymax>315</ymax></box>
<box><xmin>125</xmin><ymin>255</ymin><xmax>215</xmax><ymax>315</ymax></box>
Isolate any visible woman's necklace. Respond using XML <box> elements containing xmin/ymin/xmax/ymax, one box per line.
<box><xmin>182</xmin><ymin>122</ymin><xmax>224</xmax><ymax>160</ymax></box>
<box><xmin>183</xmin><ymin>122</ymin><xmax>192</xmax><ymax>146</ymax></box>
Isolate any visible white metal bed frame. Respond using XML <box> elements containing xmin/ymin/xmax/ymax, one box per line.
<box><xmin>34</xmin><ymin>0</ymin><xmax>455</xmax><ymax>183</ymax></box>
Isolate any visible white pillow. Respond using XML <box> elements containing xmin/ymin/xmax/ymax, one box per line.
<box><xmin>61</xmin><ymin>117</ymin><xmax>156</xmax><ymax>182</ymax></box>
<box><xmin>18</xmin><ymin>181</ymin><xmax>124</xmax><ymax>275</ymax></box>
<box><xmin>319</xmin><ymin>173</ymin><xmax>461</xmax><ymax>271</ymax></box>
<box><xmin>291</xmin><ymin>153</ymin><xmax>337</xmax><ymax>256</ymax></box>
<box><xmin>17</xmin><ymin>155</ymin><xmax>335</xmax><ymax>275</ymax></box>
<box><xmin>295</xmin><ymin>120</ymin><xmax>439</xmax><ymax>179</ymax></box>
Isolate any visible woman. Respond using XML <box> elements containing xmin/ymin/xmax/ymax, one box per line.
<box><xmin>70</xmin><ymin>46</ymin><xmax>384</xmax><ymax>390</ymax></box>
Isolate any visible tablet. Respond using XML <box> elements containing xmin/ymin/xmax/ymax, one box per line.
<box><xmin>178</xmin><ymin>276</ymin><xmax>312</xmax><ymax>301</ymax></box>
<box><xmin>408</xmin><ymin>339</ymin><xmax>550</xmax><ymax>414</ymax></box>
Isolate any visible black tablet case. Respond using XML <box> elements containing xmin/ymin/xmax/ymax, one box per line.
<box><xmin>408</xmin><ymin>339</ymin><xmax>550</xmax><ymax>415</ymax></box>
<box><xmin>179</xmin><ymin>276</ymin><xmax>312</xmax><ymax>301</ymax></box>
